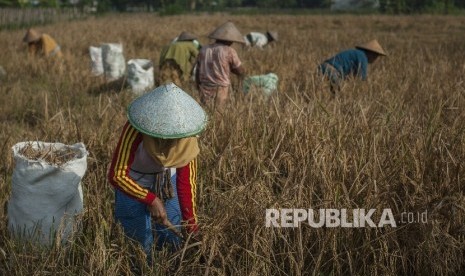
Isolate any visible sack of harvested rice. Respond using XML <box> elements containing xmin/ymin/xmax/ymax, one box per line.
<box><xmin>242</xmin><ymin>73</ymin><xmax>279</xmax><ymax>97</ymax></box>
<box><xmin>89</xmin><ymin>46</ymin><xmax>104</xmax><ymax>76</ymax></box>
<box><xmin>0</xmin><ymin>65</ymin><xmax>6</xmax><ymax>79</ymax></box>
<box><xmin>101</xmin><ymin>43</ymin><xmax>126</xmax><ymax>81</ymax></box>
<box><xmin>8</xmin><ymin>141</ymin><xmax>88</xmax><ymax>246</ymax></box>
<box><xmin>127</xmin><ymin>59</ymin><xmax>154</xmax><ymax>95</ymax></box>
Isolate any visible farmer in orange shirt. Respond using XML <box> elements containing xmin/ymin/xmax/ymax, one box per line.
<box><xmin>23</xmin><ymin>28</ymin><xmax>63</xmax><ymax>58</ymax></box>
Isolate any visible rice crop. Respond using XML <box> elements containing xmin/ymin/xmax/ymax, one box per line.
<box><xmin>17</xmin><ymin>142</ymin><xmax>81</xmax><ymax>166</ymax></box>
<box><xmin>0</xmin><ymin>13</ymin><xmax>464</xmax><ymax>275</ymax></box>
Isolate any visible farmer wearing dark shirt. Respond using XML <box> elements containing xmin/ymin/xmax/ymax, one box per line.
<box><xmin>318</xmin><ymin>39</ymin><xmax>387</xmax><ymax>95</ymax></box>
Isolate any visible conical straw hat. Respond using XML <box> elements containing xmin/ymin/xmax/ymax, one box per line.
<box><xmin>23</xmin><ymin>28</ymin><xmax>42</xmax><ymax>43</ymax></box>
<box><xmin>355</xmin><ymin>39</ymin><xmax>387</xmax><ymax>56</ymax></box>
<box><xmin>266</xmin><ymin>31</ymin><xmax>278</xmax><ymax>41</ymax></box>
<box><xmin>178</xmin><ymin>31</ymin><xmax>197</xmax><ymax>41</ymax></box>
<box><xmin>208</xmin><ymin>21</ymin><xmax>246</xmax><ymax>44</ymax></box>
<box><xmin>127</xmin><ymin>83</ymin><xmax>207</xmax><ymax>139</ymax></box>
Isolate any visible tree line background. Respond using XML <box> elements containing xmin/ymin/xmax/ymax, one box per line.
<box><xmin>1</xmin><ymin>0</ymin><xmax>465</xmax><ymax>14</ymax></box>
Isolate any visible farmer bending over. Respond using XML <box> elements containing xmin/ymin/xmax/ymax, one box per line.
<box><xmin>108</xmin><ymin>83</ymin><xmax>207</xmax><ymax>261</ymax></box>
<box><xmin>318</xmin><ymin>39</ymin><xmax>387</xmax><ymax>96</ymax></box>
<box><xmin>244</xmin><ymin>31</ymin><xmax>278</xmax><ymax>49</ymax></box>
<box><xmin>159</xmin><ymin>31</ymin><xmax>200</xmax><ymax>87</ymax></box>
<box><xmin>196</xmin><ymin>21</ymin><xmax>246</xmax><ymax>110</ymax></box>
<box><xmin>23</xmin><ymin>28</ymin><xmax>62</xmax><ymax>58</ymax></box>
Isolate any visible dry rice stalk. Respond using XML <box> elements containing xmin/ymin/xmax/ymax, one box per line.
<box><xmin>19</xmin><ymin>142</ymin><xmax>80</xmax><ymax>166</ymax></box>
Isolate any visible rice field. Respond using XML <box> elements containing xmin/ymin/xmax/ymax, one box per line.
<box><xmin>0</xmin><ymin>12</ymin><xmax>464</xmax><ymax>275</ymax></box>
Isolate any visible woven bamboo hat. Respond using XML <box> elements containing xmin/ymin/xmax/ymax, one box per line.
<box><xmin>23</xmin><ymin>28</ymin><xmax>42</xmax><ymax>43</ymax></box>
<box><xmin>208</xmin><ymin>21</ymin><xmax>246</xmax><ymax>44</ymax></box>
<box><xmin>266</xmin><ymin>31</ymin><xmax>278</xmax><ymax>42</ymax></box>
<box><xmin>127</xmin><ymin>83</ymin><xmax>207</xmax><ymax>139</ymax></box>
<box><xmin>178</xmin><ymin>31</ymin><xmax>197</xmax><ymax>41</ymax></box>
<box><xmin>355</xmin><ymin>39</ymin><xmax>387</xmax><ymax>56</ymax></box>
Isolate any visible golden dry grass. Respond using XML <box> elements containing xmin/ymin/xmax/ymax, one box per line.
<box><xmin>18</xmin><ymin>142</ymin><xmax>81</xmax><ymax>166</ymax></box>
<box><xmin>0</xmin><ymin>13</ymin><xmax>465</xmax><ymax>275</ymax></box>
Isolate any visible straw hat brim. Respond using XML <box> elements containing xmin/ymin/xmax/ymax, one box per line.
<box><xmin>23</xmin><ymin>29</ymin><xmax>42</xmax><ymax>43</ymax></box>
<box><xmin>127</xmin><ymin>83</ymin><xmax>207</xmax><ymax>139</ymax></box>
<box><xmin>178</xmin><ymin>31</ymin><xmax>198</xmax><ymax>41</ymax></box>
<box><xmin>208</xmin><ymin>21</ymin><xmax>246</xmax><ymax>44</ymax></box>
<box><xmin>355</xmin><ymin>40</ymin><xmax>387</xmax><ymax>56</ymax></box>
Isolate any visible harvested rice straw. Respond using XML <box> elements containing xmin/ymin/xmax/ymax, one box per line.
<box><xmin>19</xmin><ymin>142</ymin><xmax>80</xmax><ymax>166</ymax></box>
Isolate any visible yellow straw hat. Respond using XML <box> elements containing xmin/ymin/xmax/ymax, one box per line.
<box><xmin>355</xmin><ymin>39</ymin><xmax>387</xmax><ymax>56</ymax></box>
<box><xmin>23</xmin><ymin>28</ymin><xmax>42</xmax><ymax>43</ymax></box>
<box><xmin>208</xmin><ymin>21</ymin><xmax>246</xmax><ymax>44</ymax></box>
<box><xmin>266</xmin><ymin>31</ymin><xmax>278</xmax><ymax>42</ymax></box>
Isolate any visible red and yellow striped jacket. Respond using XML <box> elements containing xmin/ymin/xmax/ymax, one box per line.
<box><xmin>108</xmin><ymin>121</ymin><xmax>198</xmax><ymax>231</ymax></box>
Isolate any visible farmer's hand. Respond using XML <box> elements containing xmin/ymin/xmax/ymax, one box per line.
<box><xmin>148</xmin><ymin>197</ymin><xmax>168</xmax><ymax>225</ymax></box>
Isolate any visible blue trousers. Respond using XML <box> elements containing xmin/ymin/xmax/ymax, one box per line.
<box><xmin>114</xmin><ymin>172</ymin><xmax>182</xmax><ymax>256</ymax></box>
<box><xmin>318</xmin><ymin>62</ymin><xmax>343</xmax><ymax>94</ymax></box>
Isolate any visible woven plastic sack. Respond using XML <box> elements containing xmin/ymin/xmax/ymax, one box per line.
<box><xmin>0</xmin><ymin>65</ymin><xmax>6</xmax><ymax>79</ymax></box>
<box><xmin>101</xmin><ymin>43</ymin><xmax>126</xmax><ymax>81</ymax></box>
<box><xmin>243</xmin><ymin>73</ymin><xmax>279</xmax><ymax>96</ymax></box>
<box><xmin>89</xmin><ymin>46</ymin><xmax>104</xmax><ymax>76</ymax></box>
<box><xmin>8</xmin><ymin>142</ymin><xmax>88</xmax><ymax>245</ymax></box>
<box><xmin>127</xmin><ymin>59</ymin><xmax>155</xmax><ymax>95</ymax></box>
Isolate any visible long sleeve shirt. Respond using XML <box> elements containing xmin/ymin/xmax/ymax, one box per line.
<box><xmin>108</xmin><ymin>122</ymin><xmax>198</xmax><ymax>227</ymax></box>
<box><xmin>244</xmin><ymin>32</ymin><xmax>269</xmax><ymax>48</ymax></box>
<box><xmin>323</xmin><ymin>49</ymin><xmax>368</xmax><ymax>80</ymax></box>
<box><xmin>159</xmin><ymin>41</ymin><xmax>199</xmax><ymax>81</ymax></box>
<box><xmin>196</xmin><ymin>43</ymin><xmax>242</xmax><ymax>87</ymax></box>
<box><xmin>28</xmin><ymin>34</ymin><xmax>62</xmax><ymax>58</ymax></box>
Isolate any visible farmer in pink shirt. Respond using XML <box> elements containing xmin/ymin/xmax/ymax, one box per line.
<box><xmin>195</xmin><ymin>21</ymin><xmax>246</xmax><ymax>110</ymax></box>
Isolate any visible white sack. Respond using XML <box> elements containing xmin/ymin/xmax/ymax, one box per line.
<box><xmin>101</xmin><ymin>43</ymin><xmax>126</xmax><ymax>81</ymax></box>
<box><xmin>89</xmin><ymin>46</ymin><xmax>104</xmax><ymax>76</ymax></box>
<box><xmin>242</xmin><ymin>73</ymin><xmax>279</xmax><ymax>97</ymax></box>
<box><xmin>8</xmin><ymin>142</ymin><xmax>88</xmax><ymax>245</ymax></box>
<box><xmin>127</xmin><ymin>59</ymin><xmax>154</xmax><ymax>95</ymax></box>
